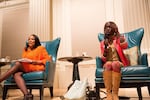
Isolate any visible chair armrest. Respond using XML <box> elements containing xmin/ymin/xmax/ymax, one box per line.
<box><xmin>45</xmin><ymin>61</ymin><xmax>50</xmax><ymax>74</ymax></box>
<box><xmin>95</xmin><ymin>56</ymin><xmax>103</xmax><ymax>78</ymax></box>
<box><xmin>96</xmin><ymin>56</ymin><xmax>103</xmax><ymax>69</ymax></box>
<box><xmin>45</xmin><ymin>61</ymin><xmax>56</xmax><ymax>86</ymax></box>
<box><xmin>139</xmin><ymin>53</ymin><xmax>148</xmax><ymax>66</ymax></box>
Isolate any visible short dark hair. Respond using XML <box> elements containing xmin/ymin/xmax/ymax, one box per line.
<box><xmin>25</xmin><ymin>34</ymin><xmax>41</xmax><ymax>51</ymax></box>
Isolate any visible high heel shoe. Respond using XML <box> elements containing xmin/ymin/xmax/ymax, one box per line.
<box><xmin>23</xmin><ymin>94</ymin><xmax>33</xmax><ymax>100</ymax></box>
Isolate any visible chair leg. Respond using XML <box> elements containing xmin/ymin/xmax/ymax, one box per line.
<box><xmin>49</xmin><ymin>86</ymin><xmax>53</xmax><ymax>97</ymax></box>
<box><xmin>29</xmin><ymin>88</ymin><xmax>32</xmax><ymax>94</ymax></box>
<box><xmin>96</xmin><ymin>83</ymin><xmax>100</xmax><ymax>100</ymax></box>
<box><xmin>3</xmin><ymin>85</ymin><xmax>8</xmax><ymax>100</ymax></box>
<box><xmin>147</xmin><ymin>85</ymin><xmax>150</xmax><ymax>95</ymax></box>
<box><xmin>40</xmin><ymin>86</ymin><xmax>44</xmax><ymax>100</ymax></box>
<box><xmin>137</xmin><ymin>87</ymin><xmax>142</xmax><ymax>100</ymax></box>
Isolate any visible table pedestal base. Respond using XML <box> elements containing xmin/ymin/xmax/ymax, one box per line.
<box><xmin>119</xmin><ymin>96</ymin><xmax>130</xmax><ymax>100</ymax></box>
<box><xmin>68</xmin><ymin>82</ymin><xmax>74</xmax><ymax>90</ymax></box>
<box><xmin>58</xmin><ymin>56</ymin><xmax>93</xmax><ymax>91</ymax></box>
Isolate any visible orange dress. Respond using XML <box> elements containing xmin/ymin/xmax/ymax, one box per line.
<box><xmin>22</xmin><ymin>46</ymin><xmax>50</xmax><ymax>72</ymax></box>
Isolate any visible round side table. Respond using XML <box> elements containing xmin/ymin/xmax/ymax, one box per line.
<box><xmin>58</xmin><ymin>56</ymin><xmax>92</xmax><ymax>89</ymax></box>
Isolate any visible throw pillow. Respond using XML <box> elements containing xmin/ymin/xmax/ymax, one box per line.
<box><xmin>123</xmin><ymin>46</ymin><xmax>138</xmax><ymax>66</ymax></box>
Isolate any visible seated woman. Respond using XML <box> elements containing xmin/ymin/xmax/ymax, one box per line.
<box><xmin>0</xmin><ymin>34</ymin><xmax>51</xmax><ymax>100</ymax></box>
<box><xmin>100</xmin><ymin>21</ymin><xmax>129</xmax><ymax>100</ymax></box>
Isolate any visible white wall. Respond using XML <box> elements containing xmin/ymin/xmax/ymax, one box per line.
<box><xmin>71</xmin><ymin>0</ymin><xmax>105</xmax><ymax>57</ymax></box>
<box><xmin>0</xmin><ymin>0</ymin><xmax>149</xmax><ymax>89</ymax></box>
<box><xmin>53</xmin><ymin>0</ymin><xmax>125</xmax><ymax>89</ymax></box>
<box><xmin>53</xmin><ymin>0</ymin><xmax>124</xmax><ymax>58</ymax></box>
<box><xmin>0</xmin><ymin>11</ymin><xmax>3</xmax><ymax>57</ymax></box>
<box><xmin>0</xmin><ymin>0</ymin><xmax>125</xmax><ymax>59</ymax></box>
<box><xmin>1</xmin><ymin>4</ymin><xmax>29</xmax><ymax>59</ymax></box>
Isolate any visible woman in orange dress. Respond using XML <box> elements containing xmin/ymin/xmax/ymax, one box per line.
<box><xmin>0</xmin><ymin>34</ymin><xmax>51</xmax><ymax>100</ymax></box>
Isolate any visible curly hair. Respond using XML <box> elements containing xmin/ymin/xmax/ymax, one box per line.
<box><xmin>104</xmin><ymin>21</ymin><xmax>120</xmax><ymax>37</ymax></box>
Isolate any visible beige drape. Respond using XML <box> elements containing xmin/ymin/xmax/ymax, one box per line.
<box><xmin>29</xmin><ymin>0</ymin><xmax>51</xmax><ymax>41</ymax></box>
<box><xmin>122</xmin><ymin>0</ymin><xmax>150</xmax><ymax>53</ymax></box>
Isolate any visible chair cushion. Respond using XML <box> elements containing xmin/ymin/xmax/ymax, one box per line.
<box><xmin>6</xmin><ymin>71</ymin><xmax>47</xmax><ymax>82</ymax></box>
<box><xmin>121</xmin><ymin>65</ymin><xmax>150</xmax><ymax>76</ymax></box>
<box><xmin>23</xmin><ymin>71</ymin><xmax>47</xmax><ymax>81</ymax></box>
<box><xmin>96</xmin><ymin>65</ymin><xmax>150</xmax><ymax>78</ymax></box>
<box><xmin>123</xmin><ymin>46</ymin><xmax>138</xmax><ymax>66</ymax></box>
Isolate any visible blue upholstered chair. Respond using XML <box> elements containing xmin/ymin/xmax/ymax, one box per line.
<box><xmin>2</xmin><ymin>37</ymin><xmax>61</xmax><ymax>100</ymax></box>
<box><xmin>95</xmin><ymin>28</ymin><xmax>150</xmax><ymax>99</ymax></box>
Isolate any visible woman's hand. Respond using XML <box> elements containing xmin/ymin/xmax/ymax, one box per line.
<box><xmin>31</xmin><ymin>60</ymin><xmax>43</xmax><ymax>65</ymax></box>
<box><xmin>120</xmin><ymin>36</ymin><xmax>125</xmax><ymax>43</ymax></box>
<box><xmin>103</xmin><ymin>47</ymin><xmax>110</xmax><ymax>57</ymax></box>
<box><xmin>119</xmin><ymin>35</ymin><xmax>128</xmax><ymax>49</ymax></box>
<box><xmin>104</xmin><ymin>39</ymin><xmax>109</xmax><ymax>49</ymax></box>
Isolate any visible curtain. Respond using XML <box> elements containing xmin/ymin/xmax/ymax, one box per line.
<box><xmin>29</xmin><ymin>0</ymin><xmax>50</xmax><ymax>41</ymax></box>
<box><xmin>122</xmin><ymin>0</ymin><xmax>150</xmax><ymax>53</ymax></box>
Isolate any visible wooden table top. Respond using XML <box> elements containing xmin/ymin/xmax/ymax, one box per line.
<box><xmin>58</xmin><ymin>56</ymin><xmax>93</xmax><ymax>62</ymax></box>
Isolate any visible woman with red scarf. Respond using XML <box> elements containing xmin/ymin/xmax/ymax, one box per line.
<box><xmin>100</xmin><ymin>21</ymin><xmax>129</xmax><ymax>100</ymax></box>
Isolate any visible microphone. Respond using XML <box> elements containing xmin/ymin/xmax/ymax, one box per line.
<box><xmin>104</xmin><ymin>33</ymin><xmax>110</xmax><ymax>49</ymax></box>
<box><xmin>104</xmin><ymin>33</ymin><xmax>110</xmax><ymax>40</ymax></box>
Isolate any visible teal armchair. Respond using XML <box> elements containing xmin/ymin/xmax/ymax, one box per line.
<box><xmin>2</xmin><ymin>37</ymin><xmax>61</xmax><ymax>100</ymax></box>
<box><xmin>95</xmin><ymin>28</ymin><xmax>150</xmax><ymax>99</ymax></box>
